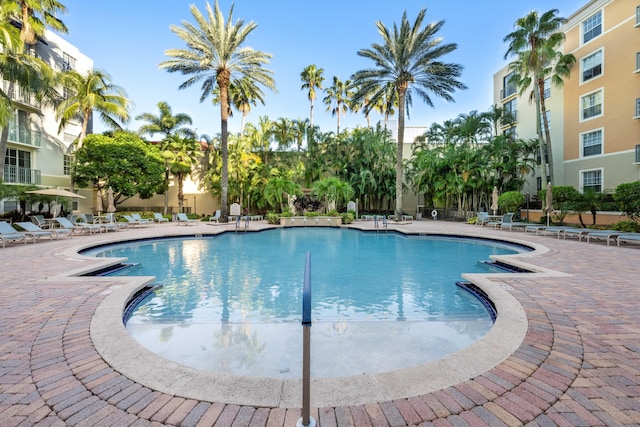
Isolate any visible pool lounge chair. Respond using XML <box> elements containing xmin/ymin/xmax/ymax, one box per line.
<box><xmin>0</xmin><ymin>222</ymin><xmax>28</xmax><ymax>247</ymax></box>
<box><xmin>131</xmin><ymin>213</ymin><xmax>153</xmax><ymax>224</ymax></box>
<box><xmin>487</xmin><ymin>213</ymin><xmax>524</xmax><ymax>230</ymax></box>
<box><xmin>122</xmin><ymin>214</ymin><xmax>150</xmax><ymax>228</ymax></box>
<box><xmin>617</xmin><ymin>233</ymin><xmax>640</xmax><ymax>247</ymax></box>
<box><xmin>56</xmin><ymin>217</ymin><xmax>102</xmax><ymax>234</ymax></box>
<box><xmin>584</xmin><ymin>230</ymin><xmax>622</xmax><ymax>246</ymax></box>
<box><xmin>15</xmin><ymin>221</ymin><xmax>70</xmax><ymax>241</ymax></box>
<box><xmin>153</xmin><ymin>213</ymin><xmax>169</xmax><ymax>223</ymax></box>
<box><xmin>524</xmin><ymin>224</ymin><xmax>547</xmax><ymax>234</ymax></box>
<box><xmin>176</xmin><ymin>213</ymin><xmax>198</xmax><ymax>226</ymax></box>
<box><xmin>475</xmin><ymin>212</ymin><xmax>490</xmax><ymax>226</ymax></box>
<box><xmin>31</xmin><ymin>215</ymin><xmax>51</xmax><ymax>229</ymax></box>
<box><xmin>104</xmin><ymin>213</ymin><xmax>129</xmax><ymax>230</ymax></box>
<box><xmin>208</xmin><ymin>210</ymin><xmax>221</xmax><ymax>223</ymax></box>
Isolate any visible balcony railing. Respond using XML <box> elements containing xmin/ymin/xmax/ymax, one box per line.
<box><xmin>6</xmin><ymin>124</ymin><xmax>41</xmax><ymax>147</ymax></box>
<box><xmin>3</xmin><ymin>166</ymin><xmax>41</xmax><ymax>185</ymax></box>
<box><xmin>0</xmin><ymin>80</ymin><xmax>42</xmax><ymax>109</ymax></box>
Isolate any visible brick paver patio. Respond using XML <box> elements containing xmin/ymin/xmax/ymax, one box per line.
<box><xmin>0</xmin><ymin>219</ymin><xmax>638</xmax><ymax>426</ymax></box>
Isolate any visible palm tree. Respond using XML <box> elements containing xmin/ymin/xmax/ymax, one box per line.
<box><xmin>271</xmin><ymin>117</ymin><xmax>294</xmax><ymax>150</ymax></box>
<box><xmin>351</xmin><ymin>8</ymin><xmax>466</xmax><ymax>220</ymax></box>
<box><xmin>300</xmin><ymin>64</ymin><xmax>325</xmax><ymax>128</ymax></box>
<box><xmin>323</xmin><ymin>76</ymin><xmax>352</xmax><ymax>134</ymax></box>
<box><xmin>0</xmin><ymin>0</ymin><xmax>67</xmax><ymax>169</ymax></box>
<box><xmin>56</xmin><ymin>68</ymin><xmax>131</xmax><ymax>148</ymax></box>
<box><xmin>161</xmin><ymin>134</ymin><xmax>203</xmax><ymax>213</ymax></box>
<box><xmin>136</xmin><ymin>101</ymin><xmax>195</xmax><ymax>214</ymax></box>
<box><xmin>160</xmin><ymin>1</ymin><xmax>276</xmax><ymax>223</ymax></box>
<box><xmin>504</xmin><ymin>9</ymin><xmax>575</xmax><ymax>186</ymax></box>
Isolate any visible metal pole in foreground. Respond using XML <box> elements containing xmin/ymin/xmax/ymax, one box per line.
<box><xmin>297</xmin><ymin>252</ymin><xmax>316</xmax><ymax>427</ymax></box>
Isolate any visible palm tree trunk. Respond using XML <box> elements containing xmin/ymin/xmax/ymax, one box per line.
<box><xmin>395</xmin><ymin>86</ymin><xmax>407</xmax><ymax>221</ymax></box>
<box><xmin>218</xmin><ymin>73</ymin><xmax>230</xmax><ymax>223</ymax></box>
<box><xmin>309</xmin><ymin>98</ymin><xmax>314</xmax><ymax>129</ymax></box>
<box><xmin>538</xmin><ymin>78</ymin><xmax>554</xmax><ymax>186</ymax></box>
<box><xmin>532</xmin><ymin>86</ymin><xmax>547</xmax><ymax>185</ymax></box>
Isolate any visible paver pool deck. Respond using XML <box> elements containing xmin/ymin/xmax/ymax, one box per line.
<box><xmin>0</xmin><ymin>219</ymin><xmax>638</xmax><ymax>426</ymax></box>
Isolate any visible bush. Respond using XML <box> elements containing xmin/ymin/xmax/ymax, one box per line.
<box><xmin>342</xmin><ymin>212</ymin><xmax>355</xmax><ymax>224</ymax></box>
<box><xmin>265</xmin><ymin>212</ymin><xmax>280</xmax><ymax>224</ymax></box>
<box><xmin>614</xmin><ymin>181</ymin><xmax>640</xmax><ymax>221</ymax></box>
<box><xmin>327</xmin><ymin>209</ymin><xmax>340</xmax><ymax>217</ymax></box>
<box><xmin>609</xmin><ymin>220</ymin><xmax>640</xmax><ymax>233</ymax></box>
<box><xmin>498</xmin><ymin>191</ymin><xmax>524</xmax><ymax>213</ymax></box>
<box><xmin>304</xmin><ymin>211</ymin><xmax>319</xmax><ymax>217</ymax></box>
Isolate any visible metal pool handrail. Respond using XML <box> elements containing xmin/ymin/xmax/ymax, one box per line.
<box><xmin>298</xmin><ymin>252</ymin><xmax>316</xmax><ymax>427</ymax></box>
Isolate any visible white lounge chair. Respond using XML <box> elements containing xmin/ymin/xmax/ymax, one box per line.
<box><xmin>131</xmin><ymin>213</ymin><xmax>153</xmax><ymax>224</ymax></box>
<box><xmin>15</xmin><ymin>221</ymin><xmax>71</xmax><ymax>241</ymax></box>
<box><xmin>0</xmin><ymin>222</ymin><xmax>28</xmax><ymax>247</ymax></box>
<box><xmin>176</xmin><ymin>213</ymin><xmax>198</xmax><ymax>226</ymax></box>
<box><xmin>122</xmin><ymin>214</ymin><xmax>150</xmax><ymax>228</ymax></box>
<box><xmin>56</xmin><ymin>217</ymin><xmax>102</xmax><ymax>234</ymax></box>
<box><xmin>153</xmin><ymin>213</ymin><xmax>169</xmax><ymax>223</ymax></box>
<box><xmin>208</xmin><ymin>210</ymin><xmax>221</xmax><ymax>223</ymax></box>
<box><xmin>617</xmin><ymin>233</ymin><xmax>640</xmax><ymax>247</ymax></box>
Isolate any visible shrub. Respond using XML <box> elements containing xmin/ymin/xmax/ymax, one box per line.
<box><xmin>609</xmin><ymin>220</ymin><xmax>640</xmax><ymax>233</ymax></box>
<box><xmin>614</xmin><ymin>181</ymin><xmax>640</xmax><ymax>221</ymax></box>
<box><xmin>498</xmin><ymin>191</ymin><xmax>524</xmax><ymax>213</ymax></box>
<box><xmin>327</xmin><ymin>209</ymin><xmax>339</xmax><ymax>217</ymax></box>
<box><xmin>265</xmin><ymin>212</ymin><xmax>280</xmax><ymax>224</ymax></box>
<box><xmin>342</xmin><ymin>212</ymin><xmax>355</xmax><ymax>224</ymax></box>
<box><xmin>304</xmin><ymin>211</ymin><xmax>319</xmax><ymax>217</ymax></box>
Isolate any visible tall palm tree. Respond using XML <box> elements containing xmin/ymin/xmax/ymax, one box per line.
<box><xmin>504</xmin><ymin>9</ymin><xmax>575</xmax><ymax>186</ymax></box>
<box><xmin>0</xmin><ymin>0</ymin><xmax>67</xmax><ymax>170</ymax></box>
<box><xmin>351</xmin><ymin>8</ymin><xmax>466</xmax><ymax>220</ymax></box>
<box><xmin>161</xmin><ymin>134</ymin><xmax>202</xmax><ymax>213</ymax></box>
<box><xmin>136</xmin><ymin>101</ymin><xmax>195</xmax><ymax>214</ymax></box>
<box><xmin>300</xmin><ymin>64</ymin><xmax>324</xmax><ymax>128</ymax></box>
<box><xmin>323</xmin><ymin>76</ymin><xmax>352</xmax><ymax>134</ymax></box>
<box><xmin>160</xmin><ymin>1</ymin><xmax>275</xmax><ymax>223</ymax></box>
<box><xmin>229</xmin><ymin>76</ymin><xmax>267</xmax><ymax>133</ymax></box>
<box><xmin>56</xmin><ymin>68</ymin><xmax>130</xmax><ymax>149</ymax></box>
<box><xmin>271</xmin><ymin>117</ymin><xmax>294</xmax><ymax>151</ymax></box>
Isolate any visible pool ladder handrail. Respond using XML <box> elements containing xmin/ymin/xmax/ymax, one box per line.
<box><xmin>373</xmin><ymin>215</ymin><xmax>388</xmax><ymax>233</ymax></box>
<box><xmin>235</xmin><ymin>215</ymin><xmax>250</xmax><ymax>232</ymax></box>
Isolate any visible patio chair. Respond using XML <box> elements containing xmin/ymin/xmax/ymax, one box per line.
<box><xmin>31</xmin><ymin>215</ymin><xmax>50</xmax><ymax>229</ymax></box>
<box><xmin>617</xmin><ymin>233</ymin><xmax>640</xmax><ymax>247</ymax></box>
<box><xmin>487</xmin><ymin>213</ymin><xmax>515</xmax><ymax>229</ymax></box>
<box><xmin>208</xmin><ymin>210</ymin><xmax>221</xmax><ymax>223</ymax></box>
<box><xmin>104</xmin><ymin>213</ymin><xmax>129</xmax><ymax>230</ymax></box>
<box><xmin>55</xmin><ymin>217</ymin><xmax>102</xmax><ymax>234</ymax></box>
<box><xmin>0</xmin><ymin>221</ymin><xmax>28</xmax><ymax>247</ymax></box>
<box><xmin>153</xmin><ymin>213</ymin><xmax>169</xmax><ymax>223</ymax></box>
<box><xmin>122</xmin><ymin>214</ymin><xmax>150</xmax><ymax>228</ymax></box>
<box><xmin>475</xmin><ymin>212</ymin><xmax>490</xmax><ymax>226</ymax></box>
<box><xmin>15</xmin><ymin>221</ymin><xmax>71</xmax><ymax>241</ymax></box>
<box><xmin>176</xmin><ymin>213</ymin><xmax>198</xmax><ymax>226</ymax></box>
<box><xmin>131</xmin><ymin>213</ymin><xmax>153</xmax><ymax>224</ymax></box>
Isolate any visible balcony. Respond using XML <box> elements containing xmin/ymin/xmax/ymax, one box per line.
<box><xmin>3</xmin><ymin>166</ymin><xmax>41</xmax><ymax>185</ymax></box>
<box><xmin>1</xmin><ymin>80</ymin><xmax>42</xmax><ymax>110</ymax></box>
<box><xmin>7</xmin><ymin>124</ymin><xmax>41</xmax><ymax>147</ymax></box>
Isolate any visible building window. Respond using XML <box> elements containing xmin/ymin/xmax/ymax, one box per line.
<box><xmin>3</xmin><ymin>148</ymin><xmax>32</xmax><ymax>183</ymax></box>
<box><xmin>636</xmin><ymin>98</ymin><xmax>640</xmax><ymax>118</ymax></box>
<box><xmin>636</xmin><ymin>52</ymin><xmax>640</xmax><ymax>72</ymax></box>
<box><xmin>636</xmin><ymin>6</ymin><xmax>640</xmax><ymax>26</ymax></box>
<box><xmin>502</xmin><ymin>71</ymin><xmax>517</xmax><ymax>99</ymax></box>
<box><xmin>503</xmin><ymin>98</ymin><xmax>517</xmax><ymax>123</ymax></box>
<box><xmin>581</xmin><ymin>129</ymin><xmax>603</xmax><ymax>157</ymax></box>
<box><xmin>581</xmin><ymin>169</ymin><xmax>602</xmax><ymax>193</ymax></box>
<box><xmin>581</xmin><ymin>90</ymin><xmax>603</xmax><ymax>120</ymax></box>
<box><xmin>583</xmin><ymin>11</ymin><xmax>602</xmax><ymax>44</ymax></box>
<box><xmin>543</xmin><ymin>78</ymin><xmax>551</xmax><ymax>99</ymax></box>
<box><xmin>581</xmin><ymin>49</ymin><xmax>603</xmax><ymax>82</ymax></box>
<box><xmin>61</xmin><ymin>52</ymin><xmax>76</xmax><ymax>71</ymax></box>
<box><xmin>540</xmin><ymin>110</ymin><xmax>551</xmax><ymax>132</ymax></box>
<box><xmin>503</xmin><ymin>127</ymin><xmax>517</xmax><ymax>139</ymax></box>
<box><xmin>536</xmin><ymin>177</ymin><xmax>542</xmax><ymax>191</ymax></box>
<box><xmin>63</xmin><ymin>155</ymin><xmax>73</xmax><ymax>176</ymax></box>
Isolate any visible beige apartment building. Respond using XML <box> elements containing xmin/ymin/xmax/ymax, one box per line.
<box><xmin>494</xmin><ymin>0</ymin><xmax>640</xmax><ymax>195</ymax></box>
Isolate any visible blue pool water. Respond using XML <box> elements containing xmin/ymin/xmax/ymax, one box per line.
<box><xmin>92</xmin><ymin>228</ymin><xmax>524</xmax><ymax>378</ymax></box>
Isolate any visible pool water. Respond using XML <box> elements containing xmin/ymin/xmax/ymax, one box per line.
<box><xmin>93</xmin><ymin>228</ymin><xmax>522</xmax><ymax>378</ymax></box>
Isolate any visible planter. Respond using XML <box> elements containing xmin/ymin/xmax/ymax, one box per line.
<box><xmin>279</xmin><ymin>216</ymin><xmax>342</xmax><ymax>227</ymax></box>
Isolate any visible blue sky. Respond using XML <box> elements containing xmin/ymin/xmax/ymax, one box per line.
<box><xmin>59</xmin><ymin>0</ymin><xmax>587</xmax><ymax>137</ymax></box>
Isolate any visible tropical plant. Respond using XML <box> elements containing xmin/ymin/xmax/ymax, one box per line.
<box><xmin>571</xmin><ymin>189</ymin><xmax>610</xmax><ymax>227</ymax></box>
<box><xmin>351</xmin><ymin>8</ymin><xmax>466</xmax><ymax>220</ymax></box>
<box><xmin>312</xmin><ymin>176</ymin><xmax>354</xmax><ymax>212</ymax></box>
<box><xmin>56</xmin><ymin>68</ymin><xmax>131</xmax><ymax>148</ymax></box>
<box><xmin>300</xmin><ymin>64</ymin><xmax>324</xmax><ymax>128</ymax></box>
<box><xmin>323</xmin><ymin>76</ymin><xmax>352</xmax><ymax>134</ymax></box>
<box><xmin>136</xmin><ymin>101</ymin><xmax>195</xmax><ymax>213</ymax></box>
<box><xmin>160</xmin><ymin>0</ymin><xmax>276</xmax><ymax>222</ymax></box>
<box><xmin>498</xmin><ymin>191</ymin><xmax>524</xmax><ymax>214</ymax></box>
<box><xmin>503</xmin><ymin>9</ymin><xmax>576</xmax><ymax>186</ymax></box>
<box><xmin>263</xmin><ymin>168</ymin><xmax>301</xmax><ymax>212</ymax></box>
<box><xmin>614</xmin><ymin>181</ymin><xmax>640</xmax><ymax>222</ymax></box>
<box><xmin>161</xmin><ymin>134</ymin><xmax>203</xmax><ymax>212</ymax></box>
<box><xmin>72</xmin><ymin>132</ymin><xmax>166</xmax><ymax>207</ymax></box>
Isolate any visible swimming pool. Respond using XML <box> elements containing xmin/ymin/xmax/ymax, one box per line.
<box><xmin>90</xmin><ymin>228</ymin><xmax>526</xmax><ymax>378</ymax></box>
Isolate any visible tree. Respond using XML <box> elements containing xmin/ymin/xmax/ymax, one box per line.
<box><xmin>56</xmin><ymin>68</ymin><xmax>131</xmax><ymax>148</ymax></box>
<box><xmin>160</xmin><ymin>0</ymin><xmax>276</xmax><ymax>223</ymax></box>
<box><xmin>504</xmin><ymin>9</ymin><xmax>575</xmax><ymax>186</ymax></box>
<box><xmin>160</xmin><ymin>134</ymin><xmax>202</xmax><ymax>213</ymax></box>
<box><xmin>263</xmin><ymin>168</ymin><xmax>301</xmax><ymax>212</ymax></box>
<box><xmin>72</xmin><ymin>132</ymin><xmax>166</xmax><ymax>207</ymax></box>
<box><xmin>312</xmin><ymin>176</ymin><xmax>354</xmax><ymax>212</ymax></box>
<box><xmin>300</xmin><ymin>64</ymin><xmax>324</xmax><ymax>128</ymax></box>
<box><xmin>615</xmin><ymin>181</ymin><xmax>640</xmax><ymax>222</ymax></box>
<box><xmin>136</xmin><ymin>101</ymin><xmax>195</xmax><ymax>214</ymax></box>
<box><xmin>352</xmin><ymin>8</ymin><xmax>466</xmax><ymax>220</ymax></box>
<box><xmin>0</xmin><ymin>0</ymin><xmax>67</xmax><ymax>169</ymax></box>
<box><xmin>323</xmin><ymin>76</ymin><xmax>352</xmax><ymax>134</ymax></box>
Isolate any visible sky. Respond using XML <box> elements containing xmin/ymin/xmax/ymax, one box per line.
<box><xmin>58</xmin><ymin>0</ymin><xmax>588</xmax><ymax>137</ymax></box>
